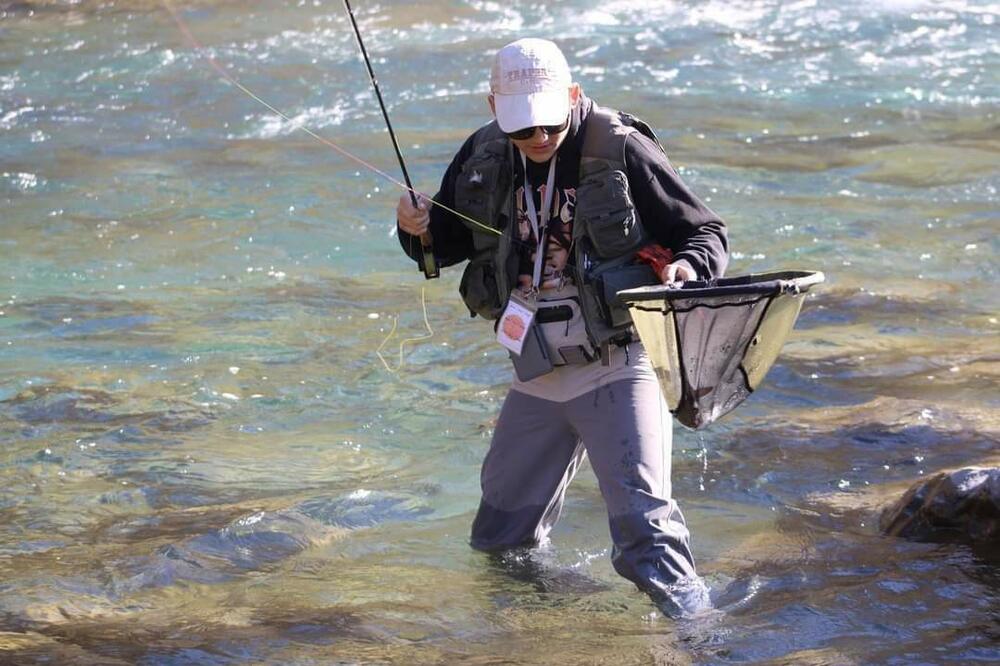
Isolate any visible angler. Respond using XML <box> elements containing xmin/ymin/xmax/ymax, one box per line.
<box><xmin>395</xmin><ymin>38</ymin><xmax>727</xmax><ymax>616</ymax></box>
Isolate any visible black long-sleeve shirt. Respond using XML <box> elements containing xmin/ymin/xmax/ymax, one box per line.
<box><xmin>398</xmin><ymin>95</ymin><xmax>728</xmax><ymax>281</ymax></box>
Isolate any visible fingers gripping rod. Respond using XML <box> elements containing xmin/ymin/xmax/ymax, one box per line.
<box><xmin>343</xmin><ymin>0</ymin><xmax>439</xmax><ymax>279</ymax></box>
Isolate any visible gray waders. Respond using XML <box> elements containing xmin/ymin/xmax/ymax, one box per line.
<box><xmin>470</xmin><ymin>369</ymin><xmax>710</xmax><ymax>615</ymax></box>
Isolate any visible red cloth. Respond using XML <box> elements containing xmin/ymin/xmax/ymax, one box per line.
<box><xmin>634</xmin><ymin>244</ymin><xmax>674</xmax><ymax>279</ymax></box>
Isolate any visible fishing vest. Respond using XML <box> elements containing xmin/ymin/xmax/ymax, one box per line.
<box><xmin>454</xmin><ymin>103</ymin><xmax>664</xmax><ymax>351</ymax></box>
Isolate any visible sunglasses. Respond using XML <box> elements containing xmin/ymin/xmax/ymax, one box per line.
<box><xmin>504</xmin><ymin>116</ymin><xmax>570</xmax><ymax>141</ymax></box>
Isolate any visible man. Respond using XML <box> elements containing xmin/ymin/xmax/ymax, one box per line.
<box><xmin>396</xmin><ymin>38</ymin><xmax>727</xmax><ymax>615</ymax></box>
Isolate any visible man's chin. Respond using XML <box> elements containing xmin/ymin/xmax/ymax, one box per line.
<box><xmin>524</xmin><ymin>148</ymin><xmax>558</xmax><ymax>163</ymax></box>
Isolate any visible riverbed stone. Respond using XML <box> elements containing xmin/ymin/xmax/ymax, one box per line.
<box><xmin>879</xmin><ymin>467</ymin><xmax>1000</xmax><ymax>543</ymax></box>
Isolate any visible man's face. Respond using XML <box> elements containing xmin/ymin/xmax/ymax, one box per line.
<box><xmin>509</xmin><ymin>123</ymin><xmax>570</xmax><ymax>164</ymax></box>
<box><xmin>490</xmin><ymin>84</ymin><xmax>581</xmax><ymax>164</ymax></box>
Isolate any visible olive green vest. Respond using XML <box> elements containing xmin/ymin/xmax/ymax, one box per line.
<box><xmin>454</xmin><ymin>103</ymin><xmax>664</xmax><ymax>349</ymax></box>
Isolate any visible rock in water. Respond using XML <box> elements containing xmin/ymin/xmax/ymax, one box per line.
<box><xmin>879</xmin><ymin>467</ymin><xmax>1000</xmax><ymax>543</ymax></box>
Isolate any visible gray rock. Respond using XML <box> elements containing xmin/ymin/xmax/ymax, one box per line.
<box><xmin>879</xmin><ymin>467</ymin><xmax>1000</xmax><ymax>543</ymax></box>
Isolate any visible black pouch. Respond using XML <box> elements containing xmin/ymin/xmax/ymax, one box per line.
<box><xmin>576</xmin><ymin>169</ymin><xmax>645</xmax><ymax>258</ymax></box>
<box><xmin>597</xmin><ymin>263</ymin><xmax>658</xmax><ymax>328</ymax></box>
<box><xmin>536</xmin><ymin>304</ymin><xmax>573</xmax><ymax>324</ymax></box>
<box><xmin>557</xmin><ymin>345</ymin><xmax>595</xmax><ymax>365</ymax></box>
<box><xmin>509</xmin><ymin>319</ymin><xmax>554</xmax><ymax>381</ymax></box>
<box><xmin>459</xmin><ymin>255</ymin><xmax>502</xmax><ymax>319</ymax></box>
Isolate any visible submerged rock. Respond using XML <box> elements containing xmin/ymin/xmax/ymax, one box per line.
<box><xmin>297</xmin><ymin>490</ymin><xmax>433</xmax><ymax>529</ymax></box>
<box><xmin>879</xmin><ymin>467</ymin><xmax>1000</xmax><ymax>543</ymax></box>
<box><xmin>113</xmin><ymin>509</ymin><xmax>340</xmax><ymax>593</ymax></box>
<box><xmin>109</xmin><ymin>490</ymin><xmax>433</xmax><ymax>594</ymax></box>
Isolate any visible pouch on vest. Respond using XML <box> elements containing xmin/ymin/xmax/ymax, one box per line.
<box><xmin>459</xmin><ymin>254</ymin><xmax>503</xmax><ymax>319</ymax></box>
<box><xmin>509</xmin><ymin>319</ymin><xmax>554</xmax><ymax>381</ymax></box>
<box><xmin>575</xmin><ymin>168</ymin><xmax>645</xmax><ymax>259</ymax></box>
<box><xmin>535</xmin><ymin>295</ymin><xmax>597</xmax><ymax>365</ymax></box>
<box><xmin>596</xmin><ymin>263</ymin><xmax>659</xmax><ymax>329</ymax></box>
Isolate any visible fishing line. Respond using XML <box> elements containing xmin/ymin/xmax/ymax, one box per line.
<box><xmin>161</xmin><ymin>0</ymin><xmax>451</xmax><ymax>371</ymax></box>
<box><xmin>375</xmin><ymin>286</ymin><xmax>435</xmax><ymax>373</ymax></box>
<box><xmin>161</xmin><ymin>0</ymin><xmax>565</xmax><ymax>264</ymax></box>
<box><xmin>160</xmin><ymin>0</ymin><xmax>501</xmax><ymax>239</ymax></box>
<box><xmin>161</xmin><ymin>0</ymin><xmax>563</xmax><ymax>369</ymax></box>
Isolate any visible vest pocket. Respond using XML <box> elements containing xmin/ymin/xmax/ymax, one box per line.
<box><xmin>459</xmin><ymin>254</ymin><xmax>502</xmax><ymax>319</ymax></box>
<box><xmin>454</xmin><ymin>155</ymin><xmax>507</xmax><ymax>234</ymax></box>
<box><xmin>595</xmin><ymin>263</ymin><xmax>659</xmax><ymax>328</ymax></box>
<box><xmin>576</xmin><ymin>169</ymin><xmax>644</xmax><ymax>259</ymax></box>
<box><xmin>536</xmin><ymin>296</ymin><xmax>596</xmax><ymax>365</ymax></box>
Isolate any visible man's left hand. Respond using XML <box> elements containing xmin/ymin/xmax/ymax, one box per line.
<box><xmin>659</xmin><ymin>262</ymin><xmax>696</xmax><ymax>284</ymax></box>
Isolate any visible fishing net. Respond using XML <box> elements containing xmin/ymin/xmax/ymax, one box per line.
<box><xmin>619</xmin><ymin>270</ymin><xmax>824</xmax><ymax>429</ymax></box>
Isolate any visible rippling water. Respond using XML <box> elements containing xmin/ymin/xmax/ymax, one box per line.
<box><xmin>1</xmin><ymin>0</ymin><xmax>997</xmax><ymax>663</ymax></box>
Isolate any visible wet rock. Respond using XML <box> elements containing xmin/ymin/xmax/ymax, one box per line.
<box><xmin>185</xmin><ymin>510</ymin><xmax>334</xmax><ymax>569</ymax></box>
<box><xmin>112</xmin><ymin>509</ymin><xmax>341</xmax><ymax>593</ymax></box>
<box><xmin>7</xmin><ymin>387</ymin><xmax>115</xmax><ymax>424</ymax></box>
<box><xmin>3</xmin><ymin>385</ymin><xmax>213</xmax><ymax>433</ymax></box>
<box><xmin>106</xmin><ymin>491</ymin><xmax>432</xmax><ymax>594</ymax></box>
<box><xmin>879</xmin><ymin>467</ymin><xmax>1000</xmax><ymax>543</ymax></box>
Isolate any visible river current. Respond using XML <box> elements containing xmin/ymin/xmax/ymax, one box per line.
<box><xmin>1</xmin><ymin>0</ymin><xmax>997</xmax><ymax>663</ymax></box>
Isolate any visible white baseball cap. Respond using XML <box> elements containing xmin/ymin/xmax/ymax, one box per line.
<box><xmin>489</xmin><ymin>38</ymin><xmax>572</xmax><ymax>133</ymax></box>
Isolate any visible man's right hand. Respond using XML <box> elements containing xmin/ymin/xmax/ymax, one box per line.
<box><xmin>397</xmin><ymin>194</ymin><xmax>430</xmax><ymax>236</ymax></box>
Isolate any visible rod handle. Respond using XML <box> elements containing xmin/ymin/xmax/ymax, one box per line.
<box><xmin>419</xmin><ymin>232</ymin><xmax>439</xmax><ymax>278</ymax></box>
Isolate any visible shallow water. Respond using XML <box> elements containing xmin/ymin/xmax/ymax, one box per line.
<box><xmin>1</xmin><ymin>0</ymin><xmax>998</xmax><ymax>663</ymax></box>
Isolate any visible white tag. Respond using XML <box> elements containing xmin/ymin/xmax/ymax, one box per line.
<box><xmin>496</xmin><ymin>292</ymin><xmax>536</xmax><ymax>356</ymax></box>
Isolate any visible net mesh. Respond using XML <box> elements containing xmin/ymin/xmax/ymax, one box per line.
<box><xmin>621</xmin><ymin>271</ymin><xmax>823</xmax><ymax>429</ymax></box>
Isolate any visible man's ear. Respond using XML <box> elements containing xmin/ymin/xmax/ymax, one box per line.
<box><xmin>569</xmin><ymin>83</ymin><xmax>582</xmax><ymax>108</ymax></box>
<box><xmin>487</xmin><ymin>94</ymin><xmax>497</xmax><ymax>117</ymax></box>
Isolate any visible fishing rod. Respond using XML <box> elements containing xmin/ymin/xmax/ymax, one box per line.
<box><xmin>160</xmin><ymin>1</ymin><xmax>504</xmax><ymax>258</ymax></box>
<box><xmin>343</xmin><ymin>0</ymin><xmax>439</xmax><ymax>280</ymax></box>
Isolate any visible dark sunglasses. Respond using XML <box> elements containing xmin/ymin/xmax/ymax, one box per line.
<box><xmin>504</xmin><ymin>116</ymin><xmax>570</xmax><ymax>141</ymax></box>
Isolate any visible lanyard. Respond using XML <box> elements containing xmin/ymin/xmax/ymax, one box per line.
<box><xmin>520</xmin><ymin>151</ymin><xmax>558</xmax><ymax>292</ymax></box>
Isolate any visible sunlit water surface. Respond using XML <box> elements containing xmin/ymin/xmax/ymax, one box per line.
<box><xmin>1</xmin><ymin>0</ymin><xmax>997</xmax><ymax>663</ymax></box>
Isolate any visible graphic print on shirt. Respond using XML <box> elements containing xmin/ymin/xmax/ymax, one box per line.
<box><xmin>515</xmin><ymin>183</ymin><xmax>576</xmax><ymax>290</ymax></box>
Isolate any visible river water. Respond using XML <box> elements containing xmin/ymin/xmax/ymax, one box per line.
<box><xmin>1</xmin><ymin>0</ymin><xmax>997</xmax><ymax>663</ymax></box>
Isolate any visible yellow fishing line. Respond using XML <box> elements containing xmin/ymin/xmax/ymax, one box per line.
<box><xmin>161</xmin><ymin>3</ymin><xmax>537</xmax><ymax>373</ymax></box>
<box><xmin>161</xmin><ymin>0</ymin><xmax>500</xmax><ymax>238</ymax></box>
<box><xmin>376</xmin><ymin>287</ymin><xmax>435</xmax><ymax>373</ymax></box>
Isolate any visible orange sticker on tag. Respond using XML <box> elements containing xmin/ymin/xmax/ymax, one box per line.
<box><xmin>502</xmin><ymin>314</ymin><xmax>526</xmax><ymax>341</ymax></box>
<box><xmin>496</xmin><ymin>293</ymin><xmax>536</xmax><ymax>356</ymax></box>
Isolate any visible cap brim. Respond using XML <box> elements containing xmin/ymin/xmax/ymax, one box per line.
<box><xmin>493</xmin><ymin>89</ymin><xmax>570</xmax><ymax>134</ymax></box>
